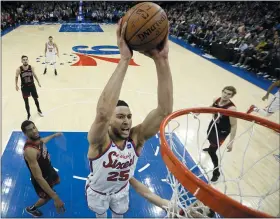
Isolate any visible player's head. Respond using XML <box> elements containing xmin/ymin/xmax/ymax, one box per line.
<box><xmin>21</xmin><ymin>55</ymin><xmax>28</xmax><ymax>66</ymax></box>
<box><xmin>49</xmin><ymin>36</ymin><xmax>53</xmax><ymax>42</ymax></box>
<box><xmin>221</xmin><ymin>86</ymin><xmax>237</xmax><ymax>100</ymax></box>
<box><xmin>109</xmin><ymin>100</ymin><xmax>132</xmax><ymax>140</ymax></box>
<box><xmin>21</xmin><ymin>120</ymin><xmax>40</xmax><ymax>141</ymax></box>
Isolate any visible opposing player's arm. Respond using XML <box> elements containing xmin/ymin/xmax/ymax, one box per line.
<box><xmin>133</xmin><ymin>57</ymin><xmax>173</xmax><ymax>153</ymax></box>
<box><xmin>41</xmin><ymin>133</ymin><xmax>62</xmax><ymax>144</ymax></box>
<box><xmin>129</xmin><ymin>177</ymin><xmax>169</xmax><ymax>210</ymax></box>
<box><xmin>88</xmin><ymin>22</ymin><xmax>132</xmax><ymax>148</ymax></box>
<box><xmin>31</xmin><ymin>66</ymin><xmax>41</xmax><ymax>86</ymax></box>
<box><xmin>24</xmin><ymin>147</ymin><xmax>59</xmax><ymax>200</ymax></box>
<box><xmin>15</xmin><ymin>68</ymin><xmax>20</xmax><ymax>90</ymax></box>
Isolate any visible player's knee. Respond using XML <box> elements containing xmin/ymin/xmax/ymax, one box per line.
<box><xmin>110</xmin><ymin>206</ymin><xmax>128</xmax><ymax>215</ymax></box>
<box><xmin>89</xmin><ymin>205</ymin><xmax>107</xmax><ymax>215</ymax></box>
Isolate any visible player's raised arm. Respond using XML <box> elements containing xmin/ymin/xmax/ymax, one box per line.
<box><xmin>133</xmin><ymin>28</ymin><xmax>173</xmax><ymax>150</ymax></box>
<box><xmin>87</xmin><ymin>21</ymin><xmax>132</xmax><ymax>147</ymax></box>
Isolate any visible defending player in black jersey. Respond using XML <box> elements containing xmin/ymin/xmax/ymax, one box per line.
<box><xmin>21</xmin><ymin>120</ymin><xmax>65</xmax><ymax>217</ymax></box>
<box><xmin>203</xmin><ymin>86</ymin><xmax>238</xmax><ymax>182</ymax></box>
<box><xmin>15</xmin><ymin>55</ymin><xmax>43</xmax><ymax>120</ymax></box>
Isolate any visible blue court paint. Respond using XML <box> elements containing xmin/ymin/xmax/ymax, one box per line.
<box><xmin>1</xmin><ymin>131</ymin><xmax>210</xmax><ymax>218</ymax></box>
<box><xmin>59</xmin><ymin>24</ymin><xmax>104</xmax><ymax>32</ymax></box>
<box><xmin>169</xmin><ymin>36</ymin><xmax>278</xmax><ymax>94</ymax></box>
<box><xmin>1</xmin><ymin>23</ymin><xmax>21</xmax><ymax>37</ymax></box>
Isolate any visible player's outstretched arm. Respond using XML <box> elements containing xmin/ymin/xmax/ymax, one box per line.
<box><xmin>41</xmin><ymin>133</ymin><xmax>62</xmax><ymax>144</ymax></box>
<box><xmin>88</xmin><ymin>20</ymin><xmax>132</xmax><ymax>146</ymax></box>
<box><xmin>129</xmin><ymin>177</ymin><xmax>169</xmax><ymax>210</ymax></box>
<box><xmin>133</xmin><ymin>26</ymin><xmax>173</xmax><ymax>150</ymax></box>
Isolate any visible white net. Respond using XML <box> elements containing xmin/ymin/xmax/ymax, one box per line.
<box><xmin>160</xmin><ymin>109</ymin><xmax>280</xmax><ymax>218</ymax></box>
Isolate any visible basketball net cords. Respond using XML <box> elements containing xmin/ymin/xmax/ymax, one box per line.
<box><xmin>162</xmin><ymin>112</ymin><xmax>279</xmax><ymax>217</ymax></box>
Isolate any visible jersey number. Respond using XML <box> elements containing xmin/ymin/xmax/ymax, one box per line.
<box><xmin>107</xmin><ymin>170</ymin><xmax>130</xmax><ymax>181</ymax></box>
<box><xmin>24</xmin><ymin>77</ymin><xmax>32</xmax><ymax>83</ymax></box>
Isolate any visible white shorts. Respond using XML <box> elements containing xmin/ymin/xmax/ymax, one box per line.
<box><xmin>266</xmin><ymin>91</ymin><xmax>280</xmax><ymax>114</ymax></box>
<box><xmin>46</xmin><ymin>52</ymin><xmax>56</xmax><ymax>63</ymax></box>
<box><xmin>85</xmin><ymin>180</ymin><xmax>129</xmax><ymax>215</ymax></box>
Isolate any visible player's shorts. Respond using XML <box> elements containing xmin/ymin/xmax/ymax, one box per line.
<box><xmin>21</xmin><ymin>84</ymin><xmax>38</xmax><ymax>99</ymax></box>
<box><xmin>31</xmin><ymin>167</ymin><xmax>60</xmax><ymax>199</ymax></box>
<box><xmin>265</xmin><ymin>91</ymin><xmax>280</xmax><ymax>114</ymax></box>
<box><xmin>46</xmin><ymin>52</ymin><xmax>56</xmax><ymax>63</ymax></box>
<box><xmin>85</xmin><ymin>180</ymin><xmax>129</xmax><ymax>215</ymax></box>
<box><xmin>207</xmin><ymin>124</ymin><xmax>230</xmax><ymax>147</ymax></box>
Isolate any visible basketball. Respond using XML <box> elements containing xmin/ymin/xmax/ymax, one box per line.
<box><xmin>121</xmin><ymin>2</ymin><xmax>169</xmax><ymax>51</ymax></box>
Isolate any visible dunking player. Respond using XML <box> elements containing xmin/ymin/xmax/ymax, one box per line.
<box><xmin>44</xmin><ymin>36</ymin><xmax>59</xmax><ymax>76</ymax></box>
<box><xmin>15</xmin><ymin>55</ymin><xmax>44</xmax><ymax>120</ymax></box>
<box><xmin>85</xmin><ymin>20</ymin><xmax>173</xmax><ymax>218</ymax></box>
<box><xmin>246</xmin><ymin>80</ymin><xmax>280</xmax><ymax>117</ymax></box>
<box><xmin>21</xmin><ymin>120</ymin><xmax>65</xmax><ymax>217</ymax></box>
<box><xmin>203</xmin><ymin>86</ymin><xmax>238</xmax><ymax>182</ymax></box>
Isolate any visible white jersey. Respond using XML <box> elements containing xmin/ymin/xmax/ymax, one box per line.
<box><xmin>46</xmin><ymin>42</ymin><xmax>56</xmax><ymax>54</ymax></box>
<box><xmin>87</xmin><ymin>138</ymin><xmax>139</xmax><ymax>194</ymax></box>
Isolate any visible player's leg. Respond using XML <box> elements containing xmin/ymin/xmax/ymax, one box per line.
<box><xmin>85</xmin><ymin>183</ymin><xmax>110</xmax><ymax>218</ymax></box>
<box><xmin>31</xmin><ymin>86</ymin><xmax>43</xmax><ymax>116</ymax></box>
<box><xmin>207</xmin><ymin>145</ymin><xmax>220</xmax><ymax>182</ymax></box>
<box><xmin>204</xmin><ymin>125</ymin><xmax>222</xmax><ymax>182</ymax></box>
<box><xmin>26</xmin><ymin>167</ymin><xmax>60</xmax><ymax>216</ymax></box>
<box><xmin>21</xmin><ymin>87</ymin><xmax>31</xmax><ymax>119</ymax></box>
<box><xmin>26</xmin><ymin>198</ymin><xmax>50</xmax><ymax>217</ymax></box>
<box><xmin>25</xmin><ymin>179</ymin><xmax>51</xmax><ymax>217</ymax></box>
<box><xmin>44</xmin><ymin>52</ymin><xmax>49</xmax><ymax>74</ymax></box>
<box><xmin>52</xmin><ymin>53</ymin><xmax>57</xmax><ymax>75</ymax></box>
<box><xmin>109</xmin><ymin>187</ymin><xmax>129</xmax><ymax>218</ymax></box>
<box><xmin>247</xmin><ymin>97</ymin><xmax>279</xmax><ymax>116</ymax></box>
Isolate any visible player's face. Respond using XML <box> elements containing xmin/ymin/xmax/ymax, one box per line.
<box><xmin>49</xmin><ymin>37</ymin><xmax>53</xmax><ymax>42</ymax></box>
<box><xmin>24</xmin><ymin>123</ymin><xmax>40</xmax><ymax>141</ymax></box>
<box><xmin>221</xmin><ymin>89</ymin><xmax>234</xmax><ymax>101</ymax></box>
<box><xmin>110</xmin><ymin>106</ymin><xmax>132</xmax><ymax>140</ymax></box>
<box><xmin>21</xmin><ymin>58</ymin><xmax>28</xmax><ymax>66</ymax></box>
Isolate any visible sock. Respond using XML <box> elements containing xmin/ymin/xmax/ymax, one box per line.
<box><xmin>112</xmin><ymin>211</ymin><xmax>123</xmax><ymax>218</ymax></box>
<box><xmin>96</xmin><ymin>212</ymin><xmax>107</xmax><ymax>218</ymax></box>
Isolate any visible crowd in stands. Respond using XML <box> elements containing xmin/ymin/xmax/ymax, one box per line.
<box><xmin>166</xmin><ymin>1</ymin><xmax>280</xmax><ymax>81</ymax></box>
<box><xmin>2</xmin><ymin>1</ymin><xmax>280</xmax><ymax>81</ymax></box>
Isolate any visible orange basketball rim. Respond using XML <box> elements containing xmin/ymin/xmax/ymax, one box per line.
<box><xmin>160</xmin><ymin>107</ymin><xmax>280</xmax><ymax>218</ymax></box>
